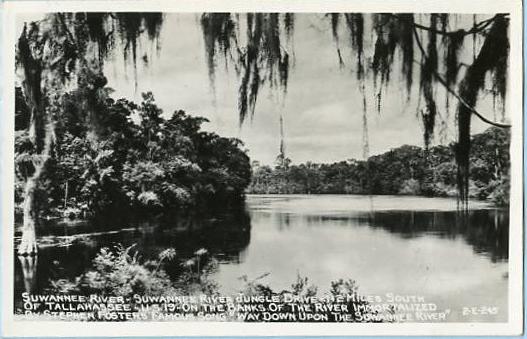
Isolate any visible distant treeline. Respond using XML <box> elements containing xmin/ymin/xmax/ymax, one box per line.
<box><xmin>247</xmin><ymin>127</ymin><xmax>510</xmax><ymax>205</ymax></box>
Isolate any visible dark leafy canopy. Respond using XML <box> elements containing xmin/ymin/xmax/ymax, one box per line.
<box><xmin>15</xmin><ymin>89</ymin><xmax>251</xmax><ymax>219</ymax></box>
<box><xmin>200</xmin><ymin>13</ymin><xmax>510</xmax><ymax>203</ymax></box>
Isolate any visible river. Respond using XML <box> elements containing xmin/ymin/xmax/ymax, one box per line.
<box><xmin>14</xmin><ymin>194</ymin><xmax>509</xmax><ymax>322</ymax></box>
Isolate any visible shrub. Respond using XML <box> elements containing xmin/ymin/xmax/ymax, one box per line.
<box><xmin>46</xmin><ymin>246</ymin><xmax>386</xmax><ymax>323</ymax></box>
<box><xmin>486</xmin><ymin>175</ymin><xmax>510</xmax><ymax>206</ymax></box>
<box><xmin>60</xmin><ymin>244</ymin><xmax>178</xmax><ymax>297</ymax></box>
<box><xmin>398</xmin><ymin>179</ymin><xmax>421</xmax><ymax>195</ymax></box>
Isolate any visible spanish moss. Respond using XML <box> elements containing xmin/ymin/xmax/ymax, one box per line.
<box><xmin>372</xmin><ymin>14</ymin><xmax>398</xmax><ymax>92</ymax></box>
<box><xmin>200</xmin><ymin>13</ymin><xmax>291</xmax><ymax>124</ymax></box>
<box><xmin>330</xmin><ymin>13</ymin><xmax>345</xmax><ymax>66</ymax></box>
<box><xmin>398</xmin><ymin>14</ymin><xmax>414</xmax><ymax>99</ymax></box>
<box><xmin>284</xmin><ymin>13</ymin><xmax>295</xmax><ymax>42</ymax></box>
<box><xmin>200</xmin><ymin>13</ymin><xmax>237</xmax><ymax>91</ymax></box>
<box><xmin>419</xmin><ymin>14</ymin><xmax>439</xmax><ymax>149</ymax></box>
<box><xmin>455</xmin><ymin>15</ymin><xmax>509</xmax><ymax>204</ymax></box>
<box><xmin>344</xmin><ymin>13</ymin><xmax>365</xmax><ymax>80</ymax></box>
<box><xmin>444</xmin><ymin>30</ymin><xmax>464</xmax><ymax>111</ymax></box>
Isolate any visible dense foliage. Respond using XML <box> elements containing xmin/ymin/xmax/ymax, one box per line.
<box><xmin>248</xmin><ymin>127</ymin><xmax>510</xmax><ymax>205</ymax></box>
<box><xmin>43</xmin><ymin>245</ymin><xmax>381</xmax><ymax>322</ymax></box>
<box><xmin>49</xmin><ymin>245</ymin><xmax>218</xmax><ymax>298</ymax></box>
<box><xmin>15</xmin><ymin>88</ymin><xmax>251</xmax><ymax>219</ymax></box>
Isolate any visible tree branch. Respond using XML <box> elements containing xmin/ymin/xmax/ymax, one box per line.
<box><xmin>392</xmin><ymin>14</ymin><xmax>507</xmax><ymax>37</ymax></box>
<box><xmin>412</xmin><ymin>27</ymin><xmax>511</xmax><ymax>129</ymax></box>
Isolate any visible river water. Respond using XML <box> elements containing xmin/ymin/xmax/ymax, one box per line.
<box><xmin>14</xmin><ymin>194</ymin><xmax>509</xmax><ymax>322</ymax></box>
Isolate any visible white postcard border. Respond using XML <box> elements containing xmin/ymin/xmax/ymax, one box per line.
<box><xmin>1</xmin><ymin>0</ymin><xmax>523</xmax><ymax>336</ymax></box>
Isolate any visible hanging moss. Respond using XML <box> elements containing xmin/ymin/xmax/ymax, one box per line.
<box><xmin>116</xmin><ymin>13</ymin><xmax>142</xmax><ymax>67</ymax></box>
<box><xmin>372</xmin><ymin>14</ymin><xmax>398</xmax><ymax>89</ymax></box>
<box><xmin>200</xmin><ymin>13</ymin><xmax>291</xmax><ymax>124</ymax></box>
<box><xmin>371</xmin><ymin>14</ymin><xmax>401</xmax><ymax>113</ymax></box>
<box><xmin>200</xmin><ymin>13</ymin><xmax>236</xmax><ymax>88</ymax></box>
<box><xmin>445</xmin><ymin>31</ymin><xmax>464</xmax><ymax>87</ymax></box>
<box><xmin>17</xmin><ymin>12</ymin><xmax>166</xmax><ymax>145</ymax></box>
<box><xmin>330</xmin><ymin>13</ymin><xmax>345</xmax><ymax>66</ymax></box>
<box><xmin>419</xmin><ymin>14</ymin><xmax>439</xmax><ymax>149</ymax></box>
<box><xmin>279</xmin><ymin>114</ymin><xmax>286</xmax><ymax>161</ymax></box>
<box><xmin>113</xmin><ymin>13</ymin><xmax>164</xmax><ymax>72</ymax></box>
<box><xmin>143</xmin><ymin>13</ymin><xmax>164</xmax><ymax>42</ymax></box>
<box><xmin>361</xmin><ymin>88</ymin><xmax>369</xmax><ymax>160</ymax></box>
<box><xmin>439</xmin><ymin>14</ymin><xmax>449</xmax><ymax>35</ymax></box>
<box><xmin>398</xmin><ymin>14</ymin><xmax>414</xmax><ymax>98</ymax></box>
<box><xmin>330</xmin><ymin>13</ymin><xmax>369</xmax><ymax>158</ymax></box>
<box><xmin>344</xmin><ymin>13</ymin><xmax>365</xmax><ymax>80</ymax></box>
<box><xmin>443</xmin><ymin>30</ymin><xmax>464</xmax><ymax>114</ymax></box>
<box><xmin>491</xmin><ymin>34</ymin><xmax>509</xmax><ymax>120</ymax></box>
<box><xmin>85</xmin><ymin>13</ymin><xmax>110</xmax><ymax>62</ymax></box>
<box><xmin>283</xmin><ymin>13</ymin><xmax>295</xmax><ymax>42</ymax></box>
<box><xmin>279</xmin><ymin>53</ymin><xmax>290</xmax><ymax>89</ymax></box>
<box><xmin>455</xmin><ymin>15</ymin><xmax>509</xmax><ymax>204</ymax></box>
<box><xmin>17</xmin><ymin>24</ymin><xmax>45</xmax><ymax>152</ymax></box>
<box><xmin>244</xmin><ymin>13</ymin><xmax>263</xmax><ymax>123</ymax></box>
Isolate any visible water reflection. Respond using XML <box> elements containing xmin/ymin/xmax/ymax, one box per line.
<box><xmin>212</xmin><ymin>195</ymin><xmax>508</xmax><ymax>323</ymax></box>
<box><xmin>14</xmin><ymin>195</ymin><xmax>509</xmax><ymax>322</ymax></box>
<box><xmin>302</xmin><ymin>209</ymin><xmax>508</xmax><ymax>262</ymax></box>
<box><xmin>17</xmin><ymin>256</ymin><xmax>38</xmax><ymax>294</ymax></box>
<box><xmin>14</xmin><ymin>209</ymin><xmax>251</xmax><ymax>310</ymax></box>
<box><xmin>248</xmin><ymin>207</ymin><xmax>508</xmax><ymax>264</ymax></box>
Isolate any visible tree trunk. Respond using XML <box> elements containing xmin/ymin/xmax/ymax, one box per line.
<box><xmin>18</xmin><ymin>122</ymin><xmax>54</xmax><ymax>256</ymax></box>
<box><xmin>18</xmin><ymin>178</ymin><xmax>38</xmax><ymax>255</ymax></box>
<box><xmin>17</xmin><ymin>25</ymin><xmax>49</xmax><ymax>255</ymax></box>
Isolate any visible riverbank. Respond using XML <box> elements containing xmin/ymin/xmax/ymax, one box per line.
<box><xmin>247</xmin><ymin>127</ymin><xmax>510</xmax><ymax>206</ymax></box>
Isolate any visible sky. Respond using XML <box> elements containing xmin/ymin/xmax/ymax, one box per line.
<box><xmin>17</xmin><ymin>13</ymin><xmax>504</xmax><ymax>165</ymax></box>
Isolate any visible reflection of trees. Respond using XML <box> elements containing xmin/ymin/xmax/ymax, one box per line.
<box><xmin>355</xmin><ymin>209</ymin><xmax>509</xmax><ymax>262</ymax></box>
<box><xmin>300</xmin><ymin>209</ymin><xmax>508</xmax><ymax>262</ymax></box>
<box><xmin>249</xmin><ymin>211</ymin><xmax>294</xmax><ymax>231</ymax></box>
<box><xmin>14</xmin><ymin>208</ymin><xmax>252</xmax><ymax>308</ymax></box>
<box><xmin>152</xmin><ymin>209</ymin><xmax>252</xmax><ymax>258</ymax></box>
<box><xmin>14</xmin><ymin>255</ymin><xmax>38</xmax><ymax>312</ymax></box>
<box><xmin>18</xmin><ymin>256</ymin><xmax>37</xmax><ymax>293</ymax></box>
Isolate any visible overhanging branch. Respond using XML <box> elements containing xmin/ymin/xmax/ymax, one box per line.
<box><xmin>412</xmin><ymin>26</ymin><xmax>511</xmax><ymax>129</ymax></box>
<box><xmin>392</xmin><ymin>14</ymin><xmax>507</xmax><ymax>37</ymax></box>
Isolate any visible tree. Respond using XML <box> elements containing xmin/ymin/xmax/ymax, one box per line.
<box><xmin>16</xmin><ymin>13</ymin><xmax>163</xmax><ymax>255</ymax></box>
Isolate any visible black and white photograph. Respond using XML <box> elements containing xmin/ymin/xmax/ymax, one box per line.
<box><xmin>1</xmin><ymin>0</ymin><xmax>523</xmax><ymax>336</ymax></box>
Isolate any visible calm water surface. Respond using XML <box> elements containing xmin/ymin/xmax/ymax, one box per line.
<box><xmin>14</xmin><ymin>194</ymin><xmax>509</xmax><ymax>322</ymax></box>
